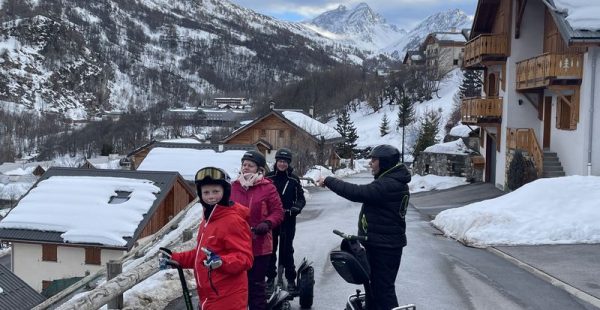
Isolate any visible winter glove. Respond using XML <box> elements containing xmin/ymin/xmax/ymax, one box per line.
<box><xmin>290</xmin><ymin>201</ymin><xmax>302</xmax><ymax>216</ymax></box>
<box><xmin>158</xmin><ymin>247</ymin><xmax>173</xmax><ymax>270</ymax></box>
<box><xmin>201</xmin><ymin>247</ymin><xmax>223</xmax><ymax>270</ymax></box>
<box><xmin>290</xmin><ymin>206</ymin><xmax>301</xmax><ymax>216</ymax></box>
<box><xmin>253</xmin><ymin>221</ymin><xmax>271</xmax><ymax>235</ymax></box>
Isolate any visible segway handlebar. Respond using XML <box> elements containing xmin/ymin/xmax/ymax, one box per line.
<box><xmin>332</xmin><ymin>229</ymin><xmax>367</xmax><ymax>241</ymax></box>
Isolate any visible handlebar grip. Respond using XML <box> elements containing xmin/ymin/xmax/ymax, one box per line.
<box><xmin>332</xmin><ymin>229</ymin><xmax>345</xmax><ymax>237</ymax></box>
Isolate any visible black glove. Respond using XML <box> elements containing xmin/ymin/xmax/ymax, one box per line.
<box><xmin>290</xmin><ymin>201</ymin><xmax>303</xmax><ymax>216</ymax></box>
<box><xmin>253</xmin><ymin>221</ymin><xmax>271</xmax><ymax>235</ymax></box>
<box><xmin>290</xmin><ymin>206</ymin><xmax>301</xmax><ymax>216</ymax></box>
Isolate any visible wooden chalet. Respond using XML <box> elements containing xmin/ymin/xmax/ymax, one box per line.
<box><xmin>462</xmin><ymin>0</ymin><xmax>600</xmax><ymax>189</ymax></box>
<box><xmin>0</xmin><ymin>167</ymin><xmax>196</xmax><ymax>293</ymax></box>
<box><xmin>220</xmin><ymin>110</ymin><xmax>343</xmax><ymax>170</ymax></box>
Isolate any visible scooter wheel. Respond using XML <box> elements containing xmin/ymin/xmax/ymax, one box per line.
<box><xmin>298</xmin><ymin>266</ymin><xmax>314</xmax><ymax>309</ymax></box>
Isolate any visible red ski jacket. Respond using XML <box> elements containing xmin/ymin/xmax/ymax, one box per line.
<box><xmin>171</xmin><ymin>202</ymin><xmax>253</xmax><ymax>310</ymax></box>
<box><xmin>231</xmin><ymin>177</ymin><xmax>284</xmax><ymax>256</ymax></box>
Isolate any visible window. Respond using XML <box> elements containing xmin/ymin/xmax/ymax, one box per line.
<box><xmin>42</xmin><ymin>244</ymin><xmax>57</xmax><ymax>262</ymax></box>
<box><xmin>109</xmin><ymin>191</ymin><xmax>131</xmax><ymax>204</ymax></box>
<box><xmin>453</xmin><ymin>59</ymin><xmax>459</xmax><ymax>65</ymax></box>
<box><xmin>556</xmin><ymin>95</ymin><xmax>578</xmax><ymax>130</ymax></box>
<box><xmin>85</xmin><ymin>247</ymin><xmax>101</xmax><ymax>265</ymax></box>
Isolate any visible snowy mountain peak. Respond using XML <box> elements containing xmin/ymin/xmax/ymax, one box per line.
<box><xmin>307</xmin><ymin>3</ymin><xmax>405</xmax><ymax>51</ymax></box>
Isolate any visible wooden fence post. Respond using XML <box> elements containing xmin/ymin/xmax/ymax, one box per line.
<box><xmin>106</xmin><ymin>260</ymin><xmax>123</xmax><ymax>309</ymax></box>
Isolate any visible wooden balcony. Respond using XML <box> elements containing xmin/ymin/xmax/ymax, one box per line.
<box><xmin>516</xmin><ymin>53</ymin><xmax>583</xmax><ymax>90</ymax></box>
<box><xmin>463</xmin><ymin>34</ymin><xmax>509</xmax><ymax>68</ymax></box>
<box><xmin>461</xmin><ymin>97</ymin><xmax>503</xmax><ymax>125</ymax></box>
<box><xmin>507</xmin><ymin>128</ymin><xmax>543</xmax><ymax>177</ymax></box>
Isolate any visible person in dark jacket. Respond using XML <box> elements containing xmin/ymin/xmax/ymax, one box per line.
<box><xmin>265</xmin><ymin>148</ymin><xmax>306</xmax><ymax>294</ymax></box>
<box><xmin>316</xmin><ymin>144</ymin><xmax>411</xmax><ymax>310</ymax></box>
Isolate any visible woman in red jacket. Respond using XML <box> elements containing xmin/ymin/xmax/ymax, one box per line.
<box><xmin>230</xmin><ymin>151</ymin><xmax>284</xmax><ymax>310</ymax></box>
<box><xmin>164</xmin><ymin>167</ymin><xmax>253</xmax><ymax>310</ymax></box>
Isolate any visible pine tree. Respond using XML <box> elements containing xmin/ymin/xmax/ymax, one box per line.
<box><xmin>459</xmin><ymin>69</ymin><xmax>482</xmax><ymax>99</ymax></box>
<box><xmin>397</xmin><ymin>96</ymin><xmax>415</xmax><ymax>161</ymax></box>
<box><xmin>335</xmin><ymin>109</ymin><xmax>358</xmax><ymax>158</ymax></box>
<box><xmin>412</xmin><ymin>110</ymin><xmax>441</xmax><ymax>158</ymax></box>
<box><xmin>379</xmin><ymin>113</ymin><xmax>390</xmax><ymax>137</ymax></box>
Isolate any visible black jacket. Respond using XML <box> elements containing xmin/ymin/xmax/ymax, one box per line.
<box><xmin>266</xmin><ymin>167</ymin><xmax>306</xmax><ymax>214</ymax></box>
<box><xmin>324</xmin><ymin>163</ymin><xmax>411</xmax><ymax>249</ymax></box>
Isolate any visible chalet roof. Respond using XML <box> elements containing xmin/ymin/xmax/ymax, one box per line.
<box><xmin>0</xmin><ymin>264</ymin><xmax>46</xmax><ymax>309</ymax></box>
<box><xmin>546</xmin><ymin>0</ymin><xmax>600</xmax><ymax>44</ymax></box>
<box><xmin>221</xmin><ymin>110</ymin><xmax>343</xmax><ymax>144</ymax></box>
<box><xmin>126</xmin><ymin>140</ymin><xmax>157</xmax><ymax>157</ymax></box>
<box><xmin>0</xmin><ymin>167</ymin><xmax>192</xmax><ymax>250</ymax></box>
<box><xmin>403</xmin><ymin>50</ymin><xmax>425</xmax><ymax>64</ymax></box>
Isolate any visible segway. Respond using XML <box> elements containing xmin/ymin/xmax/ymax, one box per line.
<box><xmin>267</xmin><ymin>211</ymin><xmax>315</xmax><ymax>309</ymax></box>
<box><xmin>329</xmin><ymin>230</ymin><xmax>416</xmax><ymax>310</ymax></box>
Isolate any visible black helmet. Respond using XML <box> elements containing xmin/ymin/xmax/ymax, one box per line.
<box><xmin>369</xmin><ymin>144</ymin><xmax>400</xmax><ymax>171</ymax></box>
<box><xmin>195</xmin><ymin>167</ymin><xmax>231</xmax><ymax>206</ymax></box>
<box><xmin>241</xmin><ymin>150</ymin><xmax>266</xmax><ymax>169</ymax></box>
<box><xmin>275</xmin><ymin>148</ymin><xmax>293</xmax><ymax>163</ymax></box>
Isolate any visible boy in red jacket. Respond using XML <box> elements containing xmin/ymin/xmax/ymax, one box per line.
<box><xmin>160</xmin><ymin>167</ymin><xmax>253</xmax><ymax>310</ymax></box>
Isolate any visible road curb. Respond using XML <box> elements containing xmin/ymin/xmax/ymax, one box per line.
<box><xmin>488</xmin><ymin>247</ymin><xmax>600</xmax><ymax>308</ymax></box>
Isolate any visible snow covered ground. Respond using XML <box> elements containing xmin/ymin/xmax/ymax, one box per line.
<box><xmin>432</xmin><ymin>175</ymin><xmax>600</xmax><ymax>248</ymax></box>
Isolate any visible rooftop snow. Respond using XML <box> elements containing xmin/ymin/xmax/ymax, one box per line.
<box><xmin>553</xmin><ymin>0</ymin><xmax>600</xmax><ymax>31</ymax></box>
<box><xmin>0</xmin><ymin>176</ymin><xmax>160</xmax><ymax>246</ymax></box>
<box><xmin>449</xmin><ymin>124</ymin><xmax>478</xmax><ymax>137</ymax></box>
<box><xmin>281</xmin><ymin>111</ymin><xmax>341</xmax><ymax>140</ymax></box>
<box><xmin>424</xmin><ymin>138</ymin><xmax>473</xmax><ymax>155</ymax></box>
<box><xmin>137</xmin><ymin>147</ymin><xmax>246</xmax><ymax>181</ymax></box>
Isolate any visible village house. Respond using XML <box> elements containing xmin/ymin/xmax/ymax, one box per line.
<box><xmin>0</xmin><ymin>167</ymin><xmax>196</xmax><ymax>294</ymax></box>
<box><xmin>421</xmin><ymin>31</ymin><xmax>468</xmax><ymax>76</ymax></box>
<box><xmin>220</xmin><ymin>109</ymin><xmax>343</xmax><ymax>173</ymax></box>
<box><xmin>462</xmin><ymin>0</ymin><xmax>600</xmax><ymax>189</ymax></box>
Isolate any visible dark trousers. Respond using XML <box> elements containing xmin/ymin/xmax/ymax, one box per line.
<box><xmin>365</xmin><ymin>246</ymin><xmax>403</xmax><ymax>310</ymax></box>
<box><xmin>248</xmin><ymin>254</ymin><xmax>270</xmax><ymax>310</ymax></box>
<box><xmin>266</xmin><ymin>216</ymin><xmax>297</xmax><ymax>281</ymax></box>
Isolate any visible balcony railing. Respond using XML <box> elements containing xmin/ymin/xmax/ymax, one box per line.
<box><xmin>516</xmin><ymin>53</ymin><xmax>583</xmax><ymax>90</ymax></box>
<box><xmin>461</xmin><ymin>97</ymin><xmax>503</xmax><ymax>124</ymax></box>
<box><xmin>463</xmin><ymin>34</ymin><xmax>509</xmax><ymax>68</ymax></box>
<box><xmin>506</xmin><ymin>128</ymin><xmax>543</xmax><ymax>177</ymax></box>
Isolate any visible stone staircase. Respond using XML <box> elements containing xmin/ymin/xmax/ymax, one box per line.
<box><xmin>542</xmin><ymin>151</ymin><xmax>565</xmax><ymax>178</ymax></box>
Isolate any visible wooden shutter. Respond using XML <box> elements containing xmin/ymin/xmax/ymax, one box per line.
<box><xmin>42</xmin><ymin>244</ymin><xmax>57</xmax><ymax>262</ymax></box>
<box><xmin>85</xmin><ymin>247</ymin><xmax>101</xmax><ymax>265</ymax></box>
<box><xmin>569</xmin><ymin>91</ymin><xmax>579</xmax><ymax>130</ymax></box>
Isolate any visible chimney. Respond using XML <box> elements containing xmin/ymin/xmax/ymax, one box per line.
<box><xmin>309</xmin><ymin>106</ymin><xmax>314</xmax><ymax>118</ymax></box>
<box><xmin>218</xmin><ymin>144</ymin><xmax>224</xmax><ymax>152</ymax></box>
<box><xmin>269</xmin><ymin>101</ymin><xmax>275</xmax><ymax>110</ymax></box>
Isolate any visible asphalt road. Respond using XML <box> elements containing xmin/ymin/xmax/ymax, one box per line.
<box><xmin>168</xmin><ymin>173</ymin><xmax>598</xmax><ymax>310</ymax></box>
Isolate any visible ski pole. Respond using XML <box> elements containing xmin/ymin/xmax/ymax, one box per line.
<box><xmin>166</xmin><ymin>260</ymin><xmax>193</xmax><ymax>310</ymax></box>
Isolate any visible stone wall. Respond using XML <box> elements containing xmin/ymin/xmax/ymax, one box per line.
<box><xmin>413</xmin><ymin>152</ymin><xmax>483</xmax><ymax>182</ymax></box>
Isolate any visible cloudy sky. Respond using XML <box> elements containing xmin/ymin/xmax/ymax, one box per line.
<box><xmin>229</xmin><ymin>0</ymin><xmax>478</xmax><ymax>30</ymax></box>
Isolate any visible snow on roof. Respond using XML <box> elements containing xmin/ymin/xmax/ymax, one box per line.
<box><xmin>137</xmin><ymin>147</ymin><xmax>245</xmax><ymax>181</ymax></box>
<box><xmin>432</xmin><ymin>175</ymin><xmax>600</xmax><ymax>247</ymax></box>
<box><xmin>0</xmin><ymin>176</ymin><xmax>160</xmax><ymax>246</ymax></box>
<box><xmin>435</xmin><ymin>32</ymin><xmax>466</xmax><ymax>42</ymax></box>
<box><xmin>424</xmin><ymin>138</ymin><xmax>473</xmax><ymax>155</ymax></box>
<box><xmin>281</xmin><ymin>111</ymin><xmax>342</xmax><ymax>140</ymax></box>
<box><xmin>449</xmin><ymin>124</ymin><xmax>478</xmax><ymax>137</ymax></box>
<box><xmin>159</xmin><ymin>138</ymin><xmax>202</xmax><ymax>144</ymax></box>
<box><xmin>553</xmin><ymin>0</ymin><xmax>600</xmax><ymax>31</ymax></box>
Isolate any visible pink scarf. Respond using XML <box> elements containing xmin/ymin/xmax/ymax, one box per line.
<box><xmin>237</xmin><ymin>172</ymin><xmax>263</xmax><ymax>190</ymax></box>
